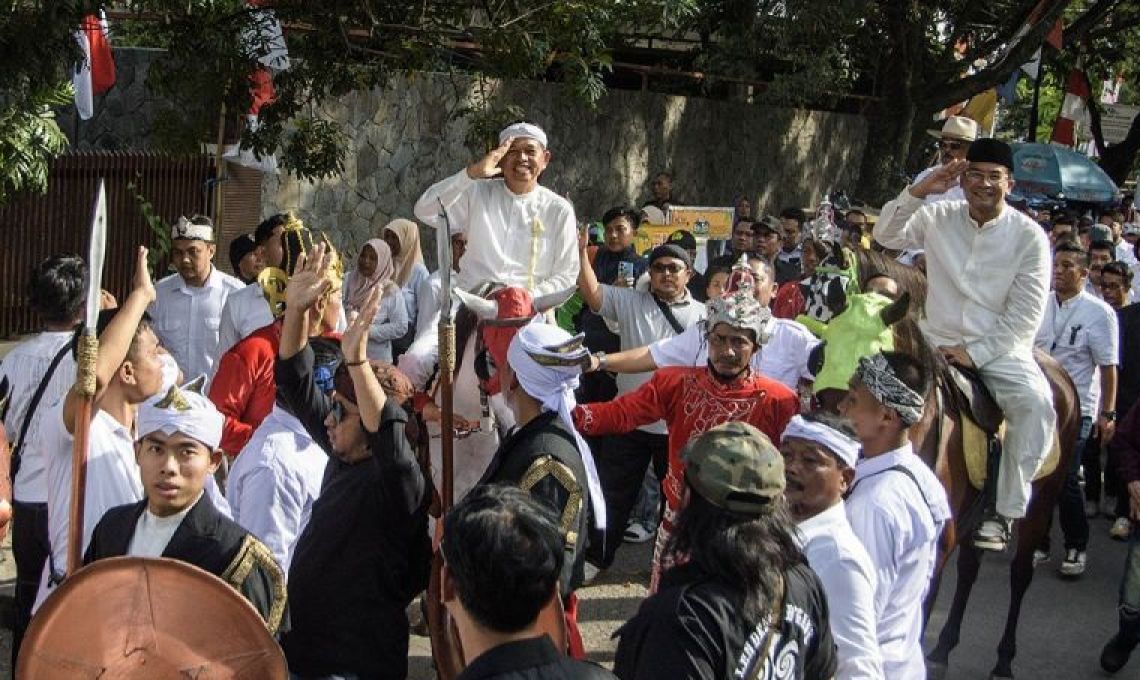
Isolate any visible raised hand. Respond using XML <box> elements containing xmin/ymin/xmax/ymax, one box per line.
<box><xmin>133</xmin><ymin>246</ymin><xmax>156</xmax><ymax>304</ymax></box>
<box><xmin>284</xmin><ymin>243</ymin><xmax>332</xmax><ymax>313</ymax></box>
<box><xmin>342</xmin><ymin>286</ymin><xmax>380</xmax><ymax>365</ymax></box>
<box><xmin>910</xmin><ymin>159</ymin><xmax>968</xmax><ymax>199</ymax></box>
<box><xmin>467</xmin><ymin>136</ymin><xmax>515</xmax><ymax>179</ymax></box>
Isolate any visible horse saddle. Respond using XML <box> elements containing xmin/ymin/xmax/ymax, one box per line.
<box><xmin>944</xmin><ymin>364</ymin><xmax>1003</xmax><ymax>434</ymax></box>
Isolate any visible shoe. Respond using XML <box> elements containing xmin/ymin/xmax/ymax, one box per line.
<box><xmin>1032</xmin><ymin>549</ymin><xmax>1050</xmax><ymax>567</ymax></box>
<box><xmin>973</xmin><ymin>514</ymin><xmax>1013</xmax><ymax>552</ymax></box>
<box><xmin>1059</xmin><ymin>549</ymin><xmax>1087</xmax><ymax>578</ymax></box>
<box><xmin>1085</xmin><ymin>500</ymin><xmax>1100</xmax><ymax>519</ymax></box>
<box><xmin>1110</xmin><ymin>517</ymin><xmax>1132</xmax><ymax>541</ymax></box>
<box><xmin>623</xmin><ymin>522</ymin><xmax>656</xmax><ymax>544</ymax></box>
<box><xmin>1100</xmin><ymin>632</ymin><xmax>1139</xmax><ymax>673</ymax></box>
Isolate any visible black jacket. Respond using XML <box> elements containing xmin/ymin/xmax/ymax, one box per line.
<box><xmin>275</xmin><ymin>346</ymin><xmax>430</xmax><ymax>679</ymax></box>
<box><xmin>84</xmin><ymin>493</ymin><xmax>288</xmax><ymax>636</ymax></box>
<box><xmin>1117</xmin><ymin>303</ymin><xmax>1140</xmax><ymax>418</ymax></box>
<box><xmin>457</xmin><ymin>635</ymin><xmax>616</xmax><ymax>680</ymax></box>
<box><xmin>479</xmin><ymin>410</ymin><xmax>590</xmax><ymax>597</ymax></box>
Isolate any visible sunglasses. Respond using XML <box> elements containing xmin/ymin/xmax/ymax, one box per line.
<box><xmin>650</xmin><ymin>263</ymin><xmax>686</xmax><ymax>275</ymax></box>
<box><xmin>938</xmin><ymin>140</ymin><xmax>965</xmax><ymax>151</ymax></box>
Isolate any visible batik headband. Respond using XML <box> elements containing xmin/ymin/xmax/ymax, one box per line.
<box><xmin>854</xmin><ymin>353</ymin><xmax>925</xmax><ymax>425</ymax></box>
<box><xmin>781</xmin><ymin>415</ymin><xmax>860</xmax><ymax>468</ymax></box>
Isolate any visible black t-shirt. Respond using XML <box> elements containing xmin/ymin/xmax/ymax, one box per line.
<box><xmin>613</xmin><ymin>562</ymin><xmax>836</xmax><ymax>680</ymax></box>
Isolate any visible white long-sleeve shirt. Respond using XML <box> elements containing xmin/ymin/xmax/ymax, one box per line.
<box><xmin>413</xmin><ymin>170</ymin><xmax>579</xmax><ymax>295</ymax></box>
<box><xmin>874</xmin><ymin>190</ymin><xmax>1051</xmax><ymax>368</ymax></box>
<box><xmin>149</xmin><ymin>266</ymin><xmax>245</xmax><ymax>382</ymax></box>
<box><xmin>797</xmin><ymin>501</ymin><xmax>884</xmax><ymax>680</ymax></box>
<box><xmin>228</xmin><ymin>406</ymin><xmax>328</xmax><ymax>576</ymax></box>
<box><xmin>846</xmin><ymin>443</ymin><xmax>950</xmax><ymax>680</ymax></box>
<box><xmin>366</xmin><ymin>287</ymin><xmax>409</xmax><ymax>363</ymax></box>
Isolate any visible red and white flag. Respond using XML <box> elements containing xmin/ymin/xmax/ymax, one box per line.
<box><xmin>1051</xmin><ymin>67</ymin><xmax>1090</xmax><ymax>147</ymax></box>
<box><xmin>73</xmin><ymin>12</ymin><xmax>115</xmax><ymax>120</ymax></box>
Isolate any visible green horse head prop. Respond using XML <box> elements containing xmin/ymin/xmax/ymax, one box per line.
<box><xmin>807</xmin><ymin>291</ymin><xmax>910</xmax><ymax>395</ymax></box>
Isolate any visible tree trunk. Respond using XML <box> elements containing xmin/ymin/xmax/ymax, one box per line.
<box><xmin>857</xmin><ymin>98</ymin><xmax>918</xmax><ymax>206</ymax></box>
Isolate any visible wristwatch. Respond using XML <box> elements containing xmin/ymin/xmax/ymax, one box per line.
<box><xmin>1102</xmin><ymin>410</ymin><xmax>1117</xmax><ymax>422</ymax></box>
<box><xmin>593</xmin><ymin>351</ymin><xmax>608</xmax><ymax>372</ymax></box>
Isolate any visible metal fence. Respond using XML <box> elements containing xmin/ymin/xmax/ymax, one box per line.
<box><xmin>0</xmin><ymin>151</ymin><xmax>213</xmax><ymax>339</ymax></box>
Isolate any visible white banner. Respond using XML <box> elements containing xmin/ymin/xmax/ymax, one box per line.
<box><xmin>1102</xmin><ymin>104</ymin><xmax>1140</xmax><ymax>146</ymax></box>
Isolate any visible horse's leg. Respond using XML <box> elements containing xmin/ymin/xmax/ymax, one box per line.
<box><xmin>924</xmin><ymin>523</ymin><xmax>957</xmax><ymax>625</ymax></box>
<box><xmin>927</xmin><ymin>542</ymin><xmax>984</xmax><ymax>678</ymax></box>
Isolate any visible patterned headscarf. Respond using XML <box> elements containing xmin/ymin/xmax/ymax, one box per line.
<box><xmin>383</xmin><ymin>219</ymin><xmax>424</xmax><ymax>287</ymax></box>
<box><xmin>854</xmin><ymin>353</ymin><xmax>925</xmax><ymax>425</ymax></box>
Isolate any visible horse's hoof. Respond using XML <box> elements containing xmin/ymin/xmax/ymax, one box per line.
<box><xmin>926</xmin><ymin>659</ymin><xmax>948</xmax><ymax>680</ymax></box>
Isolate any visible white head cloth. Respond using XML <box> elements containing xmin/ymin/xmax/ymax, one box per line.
<box><xmin>172</xmin><ymin>215</ymin><xmax>215</xmax><ymax>242</ymax></box>
<box><xmin>781</xmin><ymin>415</ymin><xmax>860</xmax><ymax>468</ymax></box>
<box><xmin>499</xmin><ymin>122</ymin><xmax>548</xmax><ymax>148</ymax></box>
<box><xmin>506</xmin><ymin>322</ymin><xmax>605</xmax><ymax>530</ymax></box>
<box><xmin>137</xmin><ymin>377</ymin><xmax>224</xmax><ymax>450</ymax></box>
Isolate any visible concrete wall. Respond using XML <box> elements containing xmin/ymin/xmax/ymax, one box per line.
<box><xmin>263</xmin><ymin>73</ymin><xmax>867</xmax><ymax>263</ymax></box>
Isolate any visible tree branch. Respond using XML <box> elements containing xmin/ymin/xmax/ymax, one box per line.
<box><xmin>919</xmin><ymin>0</ymin><xmax>1072</xmax><ymax>111</ymax></box>
<box><xmin>1063</xmin><ymin>0</ymin><xmax>1122</xmax><ymax>47</ymax></box>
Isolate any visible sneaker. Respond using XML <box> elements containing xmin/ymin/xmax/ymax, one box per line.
<box><xmin>1100</xmin><ymin>632</ymin><xmax>1139</xmax><ymax>673</ymax></box>
<box><xmin>623</xmin><ymin>522</ymin><xmax>656</xmax><ymax>544</ymax></box>
<box><xmin>973</xmin><ymin>514</ymin><xmax>1013</xmax><ymax>552</ymax></box>
<box><xmin>1085</xmin><ymin>500</ymin><xmax>1100</xmax><ymax>518</ymax></box>
<box><xmin>1110</xmin><ymin>517</ymin><xmax>1132</xmax><ymax>541</ymax></box>
<box><xmin>1059</xmin><ymin>549</ymin><xmax>1087</xmax><ymax>578</ymax></box>
<box><xmin>1032</xmin><ymin>549</ymin><xmax>1050</xmax><ymax>568</ymax></box>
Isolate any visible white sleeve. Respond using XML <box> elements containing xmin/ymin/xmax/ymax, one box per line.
<box><xmin>648</xmin><ymin>324</ymin><xmax>706</xmax><ymax>368</ymax></box>
<box><xmin>230</xmin><ymin>465</ymin><xmax>300</xmax><ymax>573</ymax></box>
<box><xmin>873</xmin><ymin>189</ymin><xmax>929</xmax><ymax>251</ymax></box>
<box><xmin>815</xmin><ymin>557</ymin><xmax>885</xmax><ymax>680</ymax></box>
<box><xmin>964</xmin><ymin>231</ymin><xmax>1051</xmax><ymax>368</ymax></box>
<box><xmin>397</xmin><ymin>333</ymin><xmax>440</xmax><ymax>392</ymax></box>
<box><xmin>217</xmin><ymin>294</ymin><xmax>241</xmax><ymax>358</ymax></box>
<box><xmin>414</xmin><ymin>169</ymin><xmax>476</xmax><ymax>231</ymax></box>
<box><xmin>369</xmin><ymin>293</ymin><xmax>410</xmax><ymax>342</ymax></box>
<box><xmin>845</xmin><ymin>497</ymin><xmax>900</xmax><ymax>618</ymax></box>
<box><xmin>533</xmin><ymin>204</ymin><xmax>581</xmax><ymax>297</ymax></box>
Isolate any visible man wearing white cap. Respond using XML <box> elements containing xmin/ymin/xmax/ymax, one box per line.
<box><xmin>413</xmin><ymin>122</ymin><xmax>580</xmax><ymax>296</ymax></box>
<box><xmin>782</xmin><ymin>411</ymin><xmax>884</xmax><ymax>680</ymax></box>
<box><xmin>84</xmin><ymin>380</ymin><xmax>287</xmax><ymax>634</ymax></box>
<box><xmin>912</xmin><ymin>115</ymin><xmax>979</xmax><ymax>205</ymax></box>
<box><xmin>149</xmin><ymin>214</ymin><xmax>244</xmax><ymax>383</ymax></box>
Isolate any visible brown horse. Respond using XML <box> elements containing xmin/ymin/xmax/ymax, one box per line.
<box><xmin>821</xmin><ymin>249</ymin><xmax>1082</xmax><ymax>680</ymax></box>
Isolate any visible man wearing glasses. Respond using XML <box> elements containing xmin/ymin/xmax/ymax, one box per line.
<box><xmin>874</xmin><ymin>138</ymin><xmax>1054</xmax><ymax>554</ymax></box>
<box><xmin>912</xmin><ymin>116</ymin><xmax>980</xmax><ymax>204</ymax></box>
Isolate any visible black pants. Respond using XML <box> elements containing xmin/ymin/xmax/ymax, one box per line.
<box><xmin>11</xmin><ymin>500</ymin><xmax>50</xmax><ymax>666</ymax></box>
<box><xmin>586</xmin><ymin>430</ymin><xmax>669</xmax><ymax>568</ymax></box>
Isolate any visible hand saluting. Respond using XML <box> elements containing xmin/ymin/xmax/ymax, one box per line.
<box><xmin>467</xmin><ymin>136</ymin><xmax>516</xmax><ymax>179</ymax></box>
<box><xmin>909</xmin><ymin>159</ymin><xmax>969</xmax><ymax>199</ymax></box>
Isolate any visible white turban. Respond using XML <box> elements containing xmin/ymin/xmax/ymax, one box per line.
<box><xmin>137</xmin><ymin>377</ymin><xmax>224</xmax><ymax>450</ymax></box>
<box><xmin>506</xmin><ymin>322</ymin><xmax>605</xmax><ymax>530</ymax></box>
<box><xmin>499</xmin><ymin>122</ymin><xmax>548</xmax><ymax>148</ymax></box>
<box><xmin>171</xmin><ymin>215</ymin><xmax>215</xmax><ymax>242</ymax></box>
<box><xmin>781</xmin><ymin>415</ymin><xmax>860</xmax><ymax>468</ymax></box>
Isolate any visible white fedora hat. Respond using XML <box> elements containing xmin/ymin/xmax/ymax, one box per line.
<box><xmin>927</xmin><ymin>115</ymin><xmax>980</xmax><ymax>142</ymax></box>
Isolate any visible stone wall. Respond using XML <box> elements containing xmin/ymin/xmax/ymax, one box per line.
<box><xmin>263</xmin><ymin>73</ymin><xmax>867</xmax><ymax>264</ymax></box>
<box><xmin>58</xmin><ymin>48</ymin><xmax>164</xmax><ymax>151</ymax></box>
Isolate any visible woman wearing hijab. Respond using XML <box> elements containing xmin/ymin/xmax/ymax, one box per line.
<box><xmin>343</xmin><ymin>238</ymin><xmax>408</xmax><ymax>362</ymax></box>
<box><xmin>381</xmin><ymin>219</ymin><xmax>430</xmax><ymax>357</ymax></box>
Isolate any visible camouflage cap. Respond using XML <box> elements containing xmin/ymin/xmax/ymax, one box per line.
<box><xmin>682</xmin><ymin>422</ymin><xmax>784</xmax><ymax>516</ymax></box>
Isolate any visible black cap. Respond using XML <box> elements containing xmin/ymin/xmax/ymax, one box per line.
<box><xmin>753</xmin><ymin>216</ymin><xmax>781</xmax><ymax>235</ymax></box>
<box><xmin>965</xmin><ymin>138</ymin><xmax>1014</xmax><ymax>172</ymax></box>
<box><xmin>228</xmin><ymin>233</ymin><xmax>257</xmax><ymax>273</ymax></box>
<box><xmin>648</xmin><ymin>243</ymin><xmax>692</xmax><ymax>268</ymax></box>
<box><xmin>667</xmin><ymin>229</ymin><xmax>696</xmax><ymax>251</ymax></box>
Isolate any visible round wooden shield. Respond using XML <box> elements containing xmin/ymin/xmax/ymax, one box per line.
<box><xmin>17</xmin><ymin>556</ymin><xmax>286</xmax><ymax>679</ymax></box>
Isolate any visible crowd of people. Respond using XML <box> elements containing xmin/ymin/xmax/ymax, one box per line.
<box><xmin>1</xmin><ymin>116</ymin><xmax>1139</xmax><ymax>680</ymax></box>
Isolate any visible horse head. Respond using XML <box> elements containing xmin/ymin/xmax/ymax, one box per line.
<box><xmin>452</xmin><ymin>285</ymin><xmax>575</xmax><ymax>394</ymax></box>
<box><xmin>809</xmin><ymin>291</ymin><xmax>910</xmax><ymax>407</ymax></box>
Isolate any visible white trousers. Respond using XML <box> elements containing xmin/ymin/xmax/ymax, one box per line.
<box><xmin>978</xmin><ymin>351</ymin><xmax>1056</xmax><ymax>519</ymax></box>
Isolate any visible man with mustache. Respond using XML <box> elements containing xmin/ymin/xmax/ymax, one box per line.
<box><xmin>573</xmin><ymin>267</ymin><xmax>799</xmax><ymax>591</ymax></box>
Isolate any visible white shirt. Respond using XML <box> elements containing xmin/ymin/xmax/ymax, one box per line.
<box><xmin>367</xmin><ymin>287</ymin><xmax>410</xmax><ymax>363</ymax></box>
<box><xmin>413</xmin><ymin>268</ymin><xmax>461</xmax><ymax>339</ymax></box>
<box><xmin>36</xmin><ymin>399</ymin><xmax>144</xmax><ymax>610</ymax></box>
<box><xmin>228</xmin><ymin>406</ymin><xmax>328</xmax><ymax>575</ymax></box>
<box><xmin>399</xmin><ymin>263</ymin><xmax>431</xmax><ymax>332</ymax></box>
<box><xmin>149</xmin><ymin>266</ymin><xmax>245</xmax><ymax>382</ymax></box>
<box><xmin>414</xmin><ymin>169</ymin><xmax>580</xmax><ymax>296</ymax></box>
<box><xmin>219</xmin><ymin>282</ymin><xmax>350</xmax><ymax>358</ymax></box>
<box><xmin>128</xmin><ymin>495</ymin><xmax>198</xmax><ymax>557</ymax></box>
<box><xmin>874</xmin><ymin>190</ymin><xmax>1051</xmax><ymax>368</ymax></box>
<box><xmin>0</xmin><ymin>331</ymin><xmax>76</xmax><ymax>503</ymax></box>
<box><xmin>846</xmin><ymin>443</ymin><xmax>950</xmax><ymax>680</ymax></box>
<box><xmin>648</xmin><ymin>316</ymin><xmax>819</xmax><ymax>390</ymax></box>
<box><xmin>1034</xmin><ymin>290</ymin><xmax>1118</xmax><ymax>418</ymax></box>
<box><xmin>600</xmin><ymin>286</ymin><xmax>706</xmax><ymax>434</ymax></box>
<box><xmin>913</xmin><ymin>166</ymin><xmax>966</xmax><ymax>203</ymax></box>
<box><xmin>797</xmin><ymin>502</ymin><xmax>884</xmax><ymax>680</ymax></box>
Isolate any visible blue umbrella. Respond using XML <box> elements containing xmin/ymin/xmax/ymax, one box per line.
<box><xmin>1011</xmin><ymin>142</ymin><xmax>1121</xmax><ymax>204</ymax></box>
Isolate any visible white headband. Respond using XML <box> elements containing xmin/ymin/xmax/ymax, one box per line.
<box><xmin>781</xmin><ymin>415</ymin><xmax>860</xmax><ymax>468</ymax></box>
<box><xmin>137</xmin><ymin>377</ymin><xmax>224</xmax><ymax>450</ymax></box>
<box><xmin>499</xmin><ymin>122</ymin><xmax>548</xmax><ymax>148</ymax></box>
<box><xmin>172</xmin><ymin>216</ymin><xmax>214</xmax><ymax>242</ymax></box>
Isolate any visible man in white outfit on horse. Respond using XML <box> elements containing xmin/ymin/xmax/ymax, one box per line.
<box><xmin>874</xmin><ymin>137</ymin><xmax>1055</xmax><ymax>552</ymax></box>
